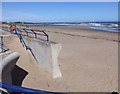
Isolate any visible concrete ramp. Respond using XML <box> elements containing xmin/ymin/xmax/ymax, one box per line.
<box><xmin>23</xmin><ymin>37</ymin><xmax>62</xmax><ymax>78</ymax></box>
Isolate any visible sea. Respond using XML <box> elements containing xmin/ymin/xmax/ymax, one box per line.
<box><xmin>24</xmin><ymin>22</ymin><xmax>119</xmax><ymax>33</ymax></box>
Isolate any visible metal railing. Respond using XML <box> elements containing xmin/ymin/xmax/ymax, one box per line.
<box><xmin>2</xmin><ymin>26</ymin><xmax>10</xmax><ymax>32</ymax></box>
<box><xmin>2</xmin><ymin>25</ymin><xmax>49</xmax><ymax>62</ymax></box>
<box><xmin>1</xmin><ymin>25</ymin><xmax>38</xmax><ymax>62</ymax></box>
<box><xmin>2</xmin><ymin>25</ymin><xmax>49</xmax><ymax>41</ymax></box>
<box><xmin>16</xmin><ymin>28</ymin><xmax>49</xmax><ymax>41</ymax></box>
<box><xmin>0</xmin><ymin>82</ymin><xmax>64</xmax><ymax>94</ymax></box>
<box><xmin>14</xmin><ymin>27</ymin><xmax>38</xmax><ymax>62</ymax></box>
<box><xmin>0</xmin><ymin>26</ymin><xmax>62</xmax><ymax>93</ymax></box>
<box><xmin>0</xmin><ymin>36</ymin><xmax>9</xmax><ymax>53</ymax></box>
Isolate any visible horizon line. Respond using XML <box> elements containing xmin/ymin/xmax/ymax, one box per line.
<box><xmin>1</xmin><ymin>21</ymin><xmax>119</xmax><ymax>23</ymax></box>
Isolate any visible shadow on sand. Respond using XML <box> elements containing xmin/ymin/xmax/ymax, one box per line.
<box><xmin>11</xmin><ymin>65</ymin><xmax>28</xmax><ymax>86</ymax></box>
<box><xmin>2</xmin><ymin>65</ymin><xmax>28</xmax><ymax>86</ymax></box>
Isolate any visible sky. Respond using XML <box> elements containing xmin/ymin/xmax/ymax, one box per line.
<box><xmin>2</xmin><ymin>0</ymin><xmax>120</xmax><ymax>2</ymax></box>
<box><xmin>2</xmin><ymin>2</ymin><xmax>118</xmax><ymax>22</ymax></box>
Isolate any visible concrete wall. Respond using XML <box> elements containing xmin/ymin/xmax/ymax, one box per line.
<box><xmin>23</xmin><ymin>37</ymin><xmax>62</xmax><ymax>78</ymax></box>
<box><xmin>0</xmin><ymin>36</ymin><xmax>2</xmax><ymax>53</ymax></box>
<box><xmin>0</xmin><ymin>52</ymin><xmax>20</xmax><ymax>83</ymax></box>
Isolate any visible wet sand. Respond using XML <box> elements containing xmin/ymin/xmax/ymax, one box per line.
<box><xmin>2</xmin><ymin>25</ymin><xmax>118</xmax><ymax>92</ymax></box>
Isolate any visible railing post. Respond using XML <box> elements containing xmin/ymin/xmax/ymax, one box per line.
<box><xmin>14</xmin><ymin>25</ymin><xmax>18</xmax><ymax>34</ymax></box>
<box><xmin>23</xmin><ymin>29</ymin><xmax>28</xmax><ymax>37</ymax></box>
<box><xmin>27</xmin><ymin>32</ymin><xmax>28</xmax><ymax>37</ymax></box>
<box><xmin>9</xmin><ymin>27</ymin><xmax>12</xmax><ymax>33</ymax></box>
<box><xmin>35</xmin><ymin>33</ymin><xmax>37</xmax><ymax>39</ymax></box>
<box><xmin>19</xmin><ymin>35</ymin><xmax>22</xmax><ymax>43</ymax></box>
<box><xmin>0</xmin><ymin>36</ymin><xmax>3</xmax><ymax>53</ymax></box>
<box><xmin>46</xmin><ymin>35</ymin><xmax>49</xmax><ymax>41</ymax></box>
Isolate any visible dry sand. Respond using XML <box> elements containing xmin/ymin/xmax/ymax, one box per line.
<box><xmin>1</xmin><ymin>25</ymin><xmax>118</xmax><ymax>92</ymax></box>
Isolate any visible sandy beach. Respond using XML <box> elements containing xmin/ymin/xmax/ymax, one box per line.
<box><xmin>2</xmin><ymin>25</ymin><xmax>118</xmax><ymax>92</ymax></box>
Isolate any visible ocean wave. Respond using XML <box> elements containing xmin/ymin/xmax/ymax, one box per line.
<box><xmin>25</xmin><ymin>22</ymin><xmax>119</xmax><ymax>32</ymax></box>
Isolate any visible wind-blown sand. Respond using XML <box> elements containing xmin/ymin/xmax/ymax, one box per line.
<box><xmin>2</xmin><ymin>25</ymin><xmax>118</xmax><ymax>92</ymax></box>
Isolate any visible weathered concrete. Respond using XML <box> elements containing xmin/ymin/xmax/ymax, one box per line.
<box><xmin>0</xmin><ymin>52</ymin><xmax>20</xmax><ymax>83</ymax></box>
<box><xmin>23</xmin><ymin>37</ymin><xmax>62</xmax><ymax>78</ymax></box>
<box><xmin>0</xmin><ymin>36</ymin><xmax>2</xmax><ymax>53</ymax></box>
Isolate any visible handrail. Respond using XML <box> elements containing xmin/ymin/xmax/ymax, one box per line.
<box><xmin>2</xmin><ymin>26</ymin><xmax>49</xmax><ymax>41</ymax></box>
<box><xmin>13</xmin><ymin>27</ymin><xmax>38</xmax><ymax>63</ymax></box>
<box><xmin>2</xmin><ymin>25</ymin><xmax>38</xmax><ymax>62</ymax></box>
<box><xmin>2</xmin><ymin>26</ymin><xmax>9</xmax><ymax>32</ymax></box>
<box><xmin>19</xmin><ymin>28</ymin><xmax>49</xmax><ymax>41</ymax></box>
<box><xmin>0</xmin><ymin>82</ymin><xmax>64</xmax><ymax>94</ymax></box>
<box><xmin>17</xmin><ymin>34</ymin><xmax>28</xmax><ymax>48</ymax></box>
<box><xmin>0</xmin><ymin>47</ymin><xmax>9</xmax><ymax>53</ymax></box>
<box><xmin>0</xmin><ymin>36</ymin><xmax>9</xmax><ymax>53</ymax></box>
<box><xmin>1</xmin><ymin>25</ymin><xmax>49</xmax><ymax>62</ymax></box>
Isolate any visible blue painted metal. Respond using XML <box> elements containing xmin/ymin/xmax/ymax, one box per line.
<box><xmin>31</xmin><ymin>29</ymin><xmax>37</xmax><ymax>38</ymax></box>
<box><xmin>2</xmin><ymin>25</ymin><xmax>49</xmax><ymax>41</ymax></box>
<box><xmin>1</xmin><ymin>25</ymin><xmax>49</xmax><ymax>63</ymax></box>
<box><xmin>1</xmin><ymin>25</ymin><xmax>63</xmax><ymax>94</ymax></box>
<box><xmin>21</xmin><ymin>28</ymin><xmax>49</xmax><ymax>41</ymax></box>
<box><xmin>15</xmin><ymin>29</ymin><xmax>38</xmax><ymax>63</ymax></box>
<box><xmin>0</xmin><ymin>82</ymin><xmax>64</xmax><ymax>94</ymax></box>
<box><xmin>2</xmin><ymin>26</ymin><xmax>9</xmax><ymax>32</ymax></box>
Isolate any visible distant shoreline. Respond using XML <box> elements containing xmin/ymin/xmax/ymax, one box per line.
<box><xmin>19</xmin><ymin>22</ymin><xmax>119</xmax><ymax>33</ymax></box>
<box><xmin>7</xmin><ymin>21</ymin><xmax>116</xmax><ymax>33</ymax></box>
<box><xmin>1</xmin><ymin>23</ymin><xmax>119</xmax><ymax>34</ymax></box>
